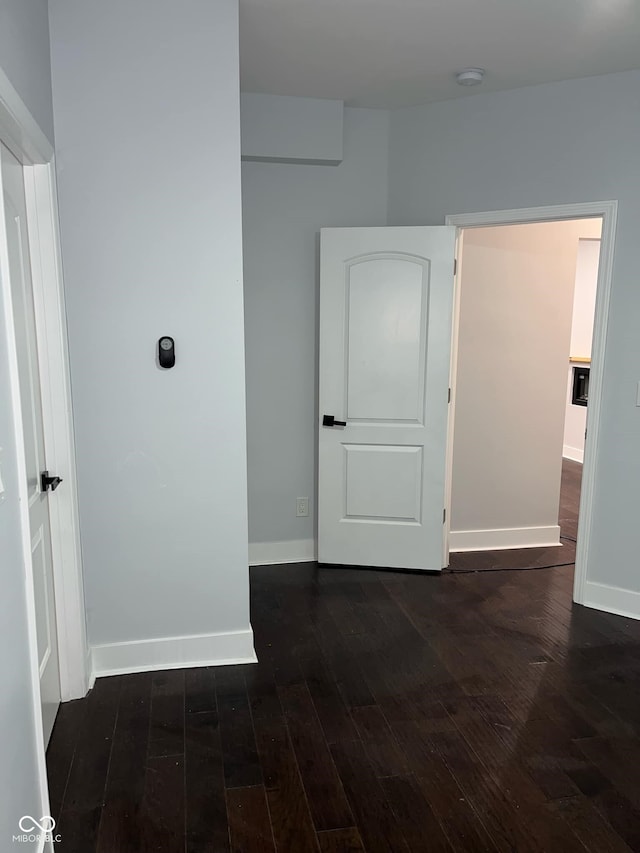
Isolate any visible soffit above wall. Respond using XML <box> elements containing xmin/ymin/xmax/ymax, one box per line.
<box><xmin>241</xmin><ymin>93</ymin><xmax>343</xmax><ymax>164</ymax></box>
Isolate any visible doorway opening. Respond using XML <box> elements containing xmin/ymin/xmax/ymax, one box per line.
<box><xmin>445</xmin><ymin>212</ymin><xmax>607</xmax><ymax>600</ymax></box>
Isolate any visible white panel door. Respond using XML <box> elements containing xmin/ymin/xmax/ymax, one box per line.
<box><xmin>318</xmin><ymin>227</ymin><xmax>456</xmax><ymax>570</ymax></box>
<box><xmin>2</xmin><ymin>143</ymin><xmax>61</xmax><ymax>744</ymax></box>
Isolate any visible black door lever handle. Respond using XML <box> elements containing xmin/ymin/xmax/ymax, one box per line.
<box><xmin>41</xmin><ymin>470</ymin><xmax>63</xmax><ymax>492</ymax></box>
<box><xmin>323</xmin><ymin>414</ymin><xmax>347</xmax><ymax>427</ymax></box>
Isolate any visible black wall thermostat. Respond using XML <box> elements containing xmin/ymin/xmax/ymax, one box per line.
<box><xmin>158</xmin><ymin>336</ymin><xmax>175</xmax><ymax>369</ymax></box>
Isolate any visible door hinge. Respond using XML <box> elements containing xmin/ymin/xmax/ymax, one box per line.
<box><xmin>453</xmin><ymin>258</ymin><xmax>457</xmax><ymax>275</ymax></box>
<box><xmin>585</xmin><ymin>428</ymin><xmax>588</xmax><ymax>440</ymax></box>
<box><xmin>448</xmin><ymin>387</ymin><xmax>451</xmax><ymax>404</ymax></box>
<box><xmin>443</xmin><ymin>508</ymin><xmax>447</xmax><ymax>524</ymax></box>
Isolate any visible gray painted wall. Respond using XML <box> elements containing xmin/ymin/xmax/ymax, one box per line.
<box><xmin>389</xmin><ymin>70</ymin><xmax>640</xmax><ymax>593</ymax></box>
<box><xmin>0</xmin><ymin>1</ymin><xmax>54</xmax><ymax>841</ymax></box>
<box><xmin>242</xmin><ymin>107</ymin><xmax>389</xmax><ymax>545</ymax></box>
<box><xmin>0</xmin><ymin>0</ymin><xmax>54</xmax><ymax>143</ymax></box>
<box><xmin>49</xmin><ymin>0</ymin><xmax>251</xmax><ymax>646</ymax></box>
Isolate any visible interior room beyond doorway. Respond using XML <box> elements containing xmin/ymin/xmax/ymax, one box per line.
<box><xmin>448</xmin><ymin>217</ymin><xmax>602</xmax><ymax>572</ymax></box>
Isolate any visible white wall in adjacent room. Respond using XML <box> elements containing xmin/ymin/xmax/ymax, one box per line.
<box><xmin>450</xmin><ymin>219</ymin><xmax>599</xmax><ymax>550</ymax></box>
<box><xmin>49</xmin><ymin>0</ymin><xmax>252</xmax><ymax>661</ymax></box>
<box><xmin>242</xmin><ymin>107</ymin><xmax>389</xmax><ymax>556</ymax></box>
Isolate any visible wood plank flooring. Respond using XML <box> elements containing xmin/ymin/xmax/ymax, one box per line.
<box><xmin>47</xmin><ymin>464</ymin><xmax>640</xmax><ymax>851</ymax></box>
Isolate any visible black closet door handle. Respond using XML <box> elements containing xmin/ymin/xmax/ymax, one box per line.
<box><xmin>41</xmin><ymin>470</ymin><xmax>63</xmax><ymax>492</ymax></box>
<box><xmin>322</xmin><ymin>415</ymin><xmax>347</xmax><ymax>427</ymax></box>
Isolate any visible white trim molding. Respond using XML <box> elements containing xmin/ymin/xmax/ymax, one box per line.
<box><xmin>24</xmin><ymin>162</ymin><xmax>89</xmax><ymax>701</ymax></box>
<box><xmin>0</xmin><ymin>133</ymin><xmax>52</xmax><ymax>853</ymax></box>
<box><xmin>449</xmin><ymin>525</ymin><xmax>562</xmax><ymax>553</ymax></box>
<box><xmin>583</xmin><ymin>581</ymin><xmax>640</xmax><ymax>622</ymax></box>
<box><xmin>0</xmin><ymin>67</ymin><xmax>88</xmax><ymax>702</ymax></box>
<box><xmin>445</xmin><ymin>201</ymin><xmax>618</xmax><ymax>608</ymax></box>
<box><xmin>563</xmin><ymin>445</ymin><xmax>584</xmax><ymax>464</ymax></box>
<box><xmin>0</xmin><ymin>60</ymin><xmax>85</xmax><ymax>840</ymax></box>
<box><xmin>445</xmin><ymin>201</ymin><xmax>616</xmax><ymax>230</ymax></box>
<box><xmin>91</xmin><ymin>628</ymin><xmax>257</xmax><ymax>679</ymax></box>
<box><xmin>249</xmin><ymin>538</ymin><xmax>317</xmax><ymax>566</ymax></box>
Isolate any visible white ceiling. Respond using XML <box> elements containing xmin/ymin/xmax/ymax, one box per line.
<box><xmin>239</xmin><ymin>0</ymin><xmax>640</xmax><ymax>109</ymax></box>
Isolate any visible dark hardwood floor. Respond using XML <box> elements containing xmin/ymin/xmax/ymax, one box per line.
<box><xmin>47</xmin><ymin>459</ymin><xmax>640</xmax><ymax>852</ymax></box>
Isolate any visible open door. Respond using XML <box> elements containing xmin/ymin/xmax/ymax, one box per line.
<box><xmin>2</xmin><ymin>143</ymin><xmax>61</xmax><ymax>744</ymax></box>
<box><xmin>318</xmin><ymin>226</ymin><xmax>456</xmax><ymax>570</ymax></box>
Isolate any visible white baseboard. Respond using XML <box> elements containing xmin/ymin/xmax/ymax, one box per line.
<box><xmin>563</xmin><ymin>444</ymin><xmax>584</xmax><ymax>463</ymax></box>
<box><xmin>449</xmin><ymin>524</ymin><xmax>562</xmax><ymax>553</ymax></box>
<box><xmin>582</xmin><ymin>580</ymin><xmax>640</xmax><ymax>621</ymax></box>
<box><xmin>91</xmin><ymin>628</ymin><xmax>256</xmax><ymax>679</ymax></box>
<box><xmin>249</xmin><ymin>538</ymin><xmax>316</xmax><ymax>566</ymax></box>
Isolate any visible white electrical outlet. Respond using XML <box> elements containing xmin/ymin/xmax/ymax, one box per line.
<box><xmin>296</xmin><ymin>497</ymin><xmax>309</xmax><ymax>517</ymax></box>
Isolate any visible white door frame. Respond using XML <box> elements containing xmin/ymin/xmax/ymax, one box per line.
<box><xmin>444</xmin><ymin>201</ymin><xmax>618</xmax><ymax>605</ymax></box>
<box><xmin>0</xmin><ymin>66</ymin><xmax>88</xmax><ymax>712</ymax></box>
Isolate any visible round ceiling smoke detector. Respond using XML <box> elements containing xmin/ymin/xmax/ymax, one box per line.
<box><xmin>456</xmin><ymin>68</ymin><xmax>485</xmax><ymax>86</ymax></box>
